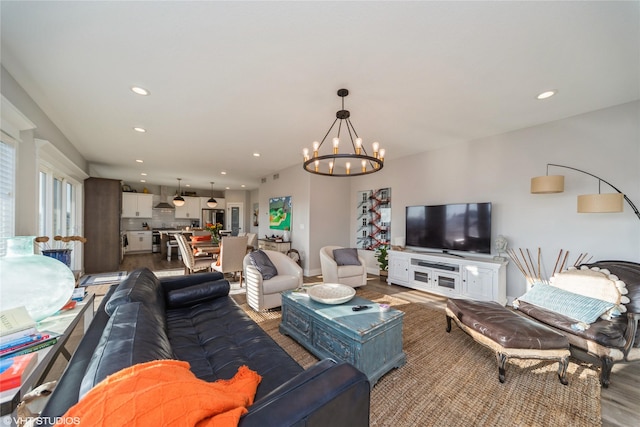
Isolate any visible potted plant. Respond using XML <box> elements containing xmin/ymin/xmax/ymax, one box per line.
<box><xmin>374</xmin><ymin>244</ymin><xmax>389</xmax><ymax>277</ymax></box>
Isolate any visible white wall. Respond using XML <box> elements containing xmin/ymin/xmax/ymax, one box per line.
<box><xmin>2</xmin><ymin>66</ymin><xmax>88</xmax><ymax>236</ymax></box>
<box><xmin>307</xmin><ymin>173</ymin><xmax>351</xmax><ymax>276</ymax></box>
<box><xmin>257</xmin><ymin>164</ymin><xmax>352</xmax><ymax>275</ymax></box>
<box><xmin>348</xmin><ymin>101</ymin><xmax>640</xmax><ymax>300</ymax></box>
<box><xmin>258</xmin><ymin>166</ymin><xmax>311</xmax><ymax>270</ymax></box>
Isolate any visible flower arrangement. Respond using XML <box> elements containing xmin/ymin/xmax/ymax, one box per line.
<box><xmin>205</xmin><ymin>223</ymin><xmax>223</xmax><ymax>243</ymax></box>
<box><xmin>374</xmin><ymin>244</ymin><xmax>389</xmax><ymax>273</ymax></box>
<box><xmin>34</xmin><ymin>235</ymin><xmax>87</xmax><ymax>251</ymax></box>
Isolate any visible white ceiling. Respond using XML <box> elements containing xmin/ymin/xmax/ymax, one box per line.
<box><xmin>2</xmin><ymin>1</ymin><xmax>638</xmax><ymax>191</ymax></box>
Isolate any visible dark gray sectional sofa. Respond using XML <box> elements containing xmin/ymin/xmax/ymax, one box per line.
<box><xmin>39</xmin><ymin>268</ymin><xmax>370</xmax><ymax>426</ymax></box>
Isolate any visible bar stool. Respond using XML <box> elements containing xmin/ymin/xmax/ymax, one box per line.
<box><xmin>167</xmin><ymin>239</ymin><xmax>182</xmax><ymax>262</ymax></box>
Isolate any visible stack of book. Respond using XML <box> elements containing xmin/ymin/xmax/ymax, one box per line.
<box><xmin>71</xmin><ymin>287</ymin><xmax>87</xmax><ymax>302</ymax></box>
<box><xmin>0</xmin><ymin>353</ymin><xmax>38</xmax><ymax>395</ymax></box>
<box><xmin>0</xmin><ymin>307</ymin><xmax>59</xmax><ymax>361</ymax></box>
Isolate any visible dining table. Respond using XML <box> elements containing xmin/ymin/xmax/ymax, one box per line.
<box><xmin>190</xmin><ymin>240</ymin><xmax>221</xmax><ymax>256</ymax></box>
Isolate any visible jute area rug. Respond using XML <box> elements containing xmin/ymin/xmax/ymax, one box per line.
<box><xmin>232</xmin><ymin>289</ymin><xmax>601</xmax><ymax>427</ymax></box>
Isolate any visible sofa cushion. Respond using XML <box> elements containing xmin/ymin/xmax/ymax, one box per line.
<box><xmin>248</xmin><ymin>250</ymin><xmax>278</xmax><ymax>280</ymax></box>
<box><xmin>105</xmin><ymin>268</ymin><xmax>165</xmax><ymax>323</ymax></box>
<box><xmin>166</xmin><ymin>280</ymin><xmax>230</xmax><ymax>309</ymax></box>
<box><xmin>550</xmin><ymin>266</ymin><xmax>629</xmax><ymax>317</ymax></box>
<box><xmin>262</xmin><ymin>275</ymin><xmax>300</xmax><ymax>294</ymax></box>
<box><xmin>333</xmin><ymin>248</ymin><xmax>361</xmax><ymax>266</ymax></box>
<box><xmin>165</xmin><ymin>297</ymin><xmax>303</xmax><ymax>401</ymax></box>
<box><xmin>584</xmin><ymin>261</ymin><xmax>640</xmax><ymax>315</ymax></box>
<box><xmin>516</xmin><ymin>283</ymin><xmax>614</xmax><ymax>326</ymax></box>
<box><xmin>338</xmin><ymin>264</ymin><xmax>364</xmax><ymax>278</ymax></box>
<box><xmin>516</xmin><ymin>300</ymin><xmax>628</xmax><ymax>348</ymax></box>
<box><xmin>79</xmin><ymin>302</ymin><xmax>174</xmax><ymax>398</ymax></box>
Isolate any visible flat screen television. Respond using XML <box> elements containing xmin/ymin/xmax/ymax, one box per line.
<box><xmin>405</xmin><ymin>202</ymin><xmax>492</xmax><ymax>254</ymax></box>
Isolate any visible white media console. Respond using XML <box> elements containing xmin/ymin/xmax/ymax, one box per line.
<box><xmin>387</xmin><ymin>250</ymin><xmax>507</xmax><ymax>305</ymax></box>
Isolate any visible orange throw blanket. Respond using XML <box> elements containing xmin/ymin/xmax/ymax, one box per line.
<box><xmin>58</xmin><ymin>360</ymin><xmax>261</xmax><ymax>427</ymax></box>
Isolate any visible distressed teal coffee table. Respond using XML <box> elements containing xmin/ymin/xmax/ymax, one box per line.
<box><xmin>280</xmin><ymin>290</ymin><xmax>406</xmax><ymax>386</ymax></box>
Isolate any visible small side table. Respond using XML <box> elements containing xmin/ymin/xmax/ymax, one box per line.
<box><xmin>0</xmin><ymin>293</ymin><xmax>95</xmax><ymax>419</ymax></box>
<box><xmin>258</xmin><ymin>239</ymin><xmax>291</xmax><ymax>254</ymax></box>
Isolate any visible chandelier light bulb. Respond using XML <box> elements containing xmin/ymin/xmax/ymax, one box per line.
<box><xmin>314</xmin><ymin>160</ymin><xmax>320</xmax><ymax>172</ymax></box>
<box><xmin>332</xmin><ymin>137</ymin><xmax>340</xmax><ymax>154</ymax></box>
<box><xmin>372</xmin><ymin>141</ymin><xmax>380</xmax><ymax>158</ymax></box>
<box><xmin>346</xmin><ymin>162</ymin><xmax>351</xmax><ymax>175</ymax></box>
<box><xmin>313</xmin><ymin>141</ymin><xmax>320</xmax><ymax>157</ymax></box>
<box><xmin>362</xmin><ymin>159</ymin><xmax>367</xmax><ymax>173</ymax></box>
<box><xmin>355</xmin><ymin>138</ymin><xmax>362</xmax><ymax>155</ymax></box>
<box><xmin>379</xmin><ymin>148</ymin><xmax>385</xmax><ymax>161</ymax></box>
<box><xmin>329</xmin><ymin>161</ymin><xmax>334</xmax><ymax>174</ymax></box>
<box><xmin>303</xmin><ymin>147</ymin><xmax>309</xmax><ymax>161</ymax></box>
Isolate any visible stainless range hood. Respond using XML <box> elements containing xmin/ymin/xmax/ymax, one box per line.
<box><xmin>153</xmin><ymin>186</ymin><xmax>176</xmax><ymax>209</ymax></box>
<box><xmin>153</xmin><ymin>201</ymin><xmax>175</xmax><ymax>209</ymax></box>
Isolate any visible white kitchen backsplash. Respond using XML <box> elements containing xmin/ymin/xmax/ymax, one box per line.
<box><xmin>121</xmin><ymin>208</ymin><xmax>197</xmax><ymax>231</ymax></box>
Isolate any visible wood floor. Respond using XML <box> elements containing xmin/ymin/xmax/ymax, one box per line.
<box><xmin>84</xmin><ymin>253</ymin><xmax>638</xmax><ymax>426</ymax></box>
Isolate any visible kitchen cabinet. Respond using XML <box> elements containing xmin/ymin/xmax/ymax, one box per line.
<box><xmin>84</xmin><ymin>178</ymin><xmax>121</xmax><ymax>273</ymax></box>
<box><xmin>126</xmin><ymin>230</ymin><xmax>152</xmax><ymax>253</ymax></box>
<box><xmin>199</xmin><ymin>197</ymin><xmax>226</xmax><ymax>210</ymax></box>
<box><xmin>174</xmin><ymin>196</ymin><xmax>200</xmax><ymax>219</ymax></box>
<box><xmin>122</xmin><ymin>193</ymin><xmax>153</xmax><ymax>218</ymax></box>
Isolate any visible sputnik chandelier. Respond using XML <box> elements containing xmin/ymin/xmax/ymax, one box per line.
<box><xmin>303</xmin><ymin>89</ymin><xmax>385</xmax><ymax>176</ymax></box>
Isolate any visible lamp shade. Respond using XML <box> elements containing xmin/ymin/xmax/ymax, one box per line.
<box><xmin>531</xmin><ymin>175</ymin><xmax>564</xmax><ymax>194</ymax></box>
<box><xmin>207</xmin><ymin>198</ymin><xmax>218</xmax><ymax>208</ymax></box>
<box><xmin>577</xmin><ymin>193</ymin><xmax>624</xmax><ymax>213</ymax></box>
<box><xmin>173</xmin><ymin>195</ymin><xmax>185</xmax><ymax>207</ymax></box>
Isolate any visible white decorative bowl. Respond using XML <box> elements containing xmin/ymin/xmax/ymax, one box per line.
<box><xmin>307</xmin><ymin>283</ymin><xmax>356</xmax><ymax>305</ymax></box>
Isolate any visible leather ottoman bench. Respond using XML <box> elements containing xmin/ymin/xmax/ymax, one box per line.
<box><xmin>445</xmin><ymin>298</ymin><xmax>570</xmax><ymax>385</ymax></box>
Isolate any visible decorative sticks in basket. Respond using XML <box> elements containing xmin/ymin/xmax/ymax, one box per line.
<box><xmin>507</xmin><ymin>248</ymin><xmax>592</xmax><ymax>284</ymax></box>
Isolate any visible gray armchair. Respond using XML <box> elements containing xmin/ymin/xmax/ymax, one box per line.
<box><xmin>320</xmin><ymin>245</ymin><xmax>367</xmax><ymax>287</ymax></box>
<box><xmin>244</xmin><ymin>250</ymin><xmax>302</xmax><ymax>311</ymax></box>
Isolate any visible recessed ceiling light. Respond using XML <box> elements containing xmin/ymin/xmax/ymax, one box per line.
<box><xmin>241</xmin><ymin>185</ymin><xmax>246</xmax><ymax>188</ymax></box>
<box><xmin>253</xmin><ymin>153</ymin><xmax>260</xmax><ymax>157</ymax></box>
<box><xmin>131</xmin><ymin>86</ymin><xmax>150</xmax><ymax>96</ymax></box>
<box><xmin>225</xmin><ymin>187</ymin><xmax>230</xmax><ymax>190</ymax></box>
<box><xmin>221</xmin><ymin>171</ymin><xmax>227</xmax><ymax>175</ymax></box>
<box><xmin>536</xmin><ymin>90</ymin><xmax>557</xmax><ymax>100</ymax></box>
<box><xmin>135</xmin><ymin>159</ymin><xmax>144</xmax><ymax>163</ymax></box>
<box><xmin>141</xmin><ymin>173</ymin><xmax>147</xmax><ymax>176</ymax></box>
<box><xmin>186</xmin><ymin>184</ymin><xmax>191</xmax><ymax>187</ymax></box>
<box><xmin>140</xmin><ymin>179</ymin><xmax>146</xmax><ymax>183</ymax></box>
<box><xmin>133</xmin><ymin>127</ymin><xmax>146</xmax><ymax>133</ymax></box>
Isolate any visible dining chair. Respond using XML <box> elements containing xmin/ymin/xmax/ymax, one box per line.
<box><xmin>211</xmin><ymin>236</ymin><xmax>249</xmax><ymax>285</ymax></box>
<box><xmin>175</xmin><ymin>233</ymin><xmax>214</xmax><ymax>275</ymax></box>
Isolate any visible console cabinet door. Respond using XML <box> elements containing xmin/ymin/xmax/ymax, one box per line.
<box><xmin>388</xmin><ymin>253</ymin><xmax>410</xmax><ymax>285</ymax></box>
<box><xmin>463</xmin><ymin>266</ymin><xmax>495</xmax><ymax>301</ymax></box>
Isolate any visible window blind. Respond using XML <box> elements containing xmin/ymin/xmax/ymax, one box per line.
<box><xmin>0</xmin><ymin>139</ymin><xmax>16</xmax><ymax>256</ymax></box>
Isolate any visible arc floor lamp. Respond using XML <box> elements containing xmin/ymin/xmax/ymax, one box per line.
<box><xmin>530</xmin><ymin>163</ymin><xmax>640</xmax><ymax>220</ymax></box>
